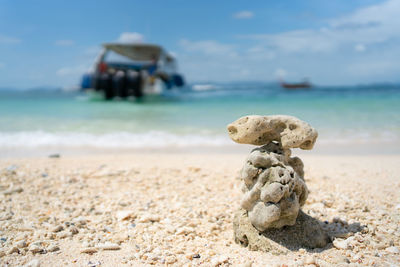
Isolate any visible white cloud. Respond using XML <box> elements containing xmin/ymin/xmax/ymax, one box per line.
<box><xmin>117</xmin><ymin>32</ymin><xmax>144</xmax><ymax>43</ymax></box>
<box><xmin>239</xmin><ymin>0</ymin><xmax>400</xmax><ymax>54</ymax></box>
<box><xmin>0</xmin><ymin>34</ymin><xmax>21</xmax><ymax>44</ymax></box>
<box><xmin>178</xmin><ymin>0</ymin><xmax>400</xmax><ymax>84</ymax></box>
<box><xmin>233</xmin><ymin>11</ymin><xmax>254</xmax><ymax>19</ymax></box>
<box><xmin>354</xmin><ymin>44</ymin><xmax>366</xmax><ymax>52</ymax></box>
<box><xmin>55</xmin><ymin>40</ymin><xmax>75</xmax><ymax>46</ymax></box>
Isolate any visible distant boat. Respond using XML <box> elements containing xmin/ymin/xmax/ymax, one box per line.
<box><xmin>280</xmin><ymin>79</ymin><xmax>312</xmax><ymax>90</ymax></box>
<box><xmin>80</xmin><ymin>43</ymin><xmax>185</xmax><ymax>100</ymax></box>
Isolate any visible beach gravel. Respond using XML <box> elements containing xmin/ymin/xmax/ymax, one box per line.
<box><xmin>0</xmin><ymin>153</ymin><xmax>399</xmax><ymax>266</ymax></box>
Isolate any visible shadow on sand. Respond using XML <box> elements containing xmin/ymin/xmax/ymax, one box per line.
<box><xmin>234</xmin><ymin>209</ymin><xmax>365</xmax><ymax>253</ymax></box>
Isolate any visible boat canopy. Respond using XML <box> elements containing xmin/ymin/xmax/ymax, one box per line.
<box><xmin>102</xmin><ymin>43</ymin><xmax>168</xmax><ymax>62</ymax></box>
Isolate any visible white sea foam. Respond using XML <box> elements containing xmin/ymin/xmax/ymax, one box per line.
<box><xmin>0</xmin><ymin>130</ymin><xmax>398</xmax><ymax>149</ymax></box>
<box><xmin>192</xmin><ymin>84</ymin><xmax>219</xmax><ymax>91</ymax></box>
<box><xmin>0</xmin><ymin>131</ymin><xmax>232</xmax><ymax>148</ymax></box>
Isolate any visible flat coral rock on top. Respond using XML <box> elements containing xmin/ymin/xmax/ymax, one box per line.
<box><xmin>227</xmin><ymin>115</ymin><xmax>318</xmax><ymax>150</ymax></box>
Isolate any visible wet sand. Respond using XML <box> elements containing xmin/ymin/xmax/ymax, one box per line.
<box><xmin>0</xmin><ymin>153</ymin><xmax>399</xmax><ymax>266</ymax></box>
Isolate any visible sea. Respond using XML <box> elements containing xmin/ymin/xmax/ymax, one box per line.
<box><xmin>1</xmin><ymin>82</ymin><xmax>399</xmax><ymax>157</ymax></box>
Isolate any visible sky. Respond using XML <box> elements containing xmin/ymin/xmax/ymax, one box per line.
<box><xmin>0</xmin><ymin>0</ymin><xmax>399</xmax><ymax>88</ymax></box>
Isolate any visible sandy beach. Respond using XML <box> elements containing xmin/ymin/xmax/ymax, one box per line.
<box><xmin>0</xmin><ymin>152</ymin><xmax>399</xmax><ymax>266</ymax></box>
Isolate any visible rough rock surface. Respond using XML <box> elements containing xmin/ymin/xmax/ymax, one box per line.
<box><xmin>229</xmin><ymin>114</ymin><xmax>330</xmax><ymax>252</ymax></box>
<box><xmin>240</xmin><ymin>142</ymin><xmax>308</xmax><ymax>231</ymax></box>
<box><xmin>227</xmin><ymin>115</ymin><xmax>318</xmax><ymax>150</ymax></box>
<box><xmin>233</xmin><ymin>209</ymin><xmax>330</xmax><ymax>254</ymax></box>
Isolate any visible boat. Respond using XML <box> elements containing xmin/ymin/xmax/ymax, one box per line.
<box><xmin>80</xmin><ymin>43</ymin><xmax>185</xmax><ymax>99</ymax></box>
<box><xmin>280</xmin><ymin>79</ymin><xmax>312</xmax><ymax>90</ymax></box>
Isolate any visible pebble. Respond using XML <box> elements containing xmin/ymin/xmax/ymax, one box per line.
<box><xmin>7</xmin><ymin>246</ymin><xmax>19</xmax><ymax>254</ymax></box>
<box><xmin>304</xmin><ymin>255</ymin><xmax>316</xmax><ymax>264</ymax></box>
<box><xmin>81</xmin><ymin>247</ymin><xmax>98</xmax><ymax>254</ymax></box>
<box><xmin>52</xmin><ymin>225</ymin><xmax>64</xmax><ymax>232</ymax></box>
<box><xmin>29</xmin><ymin>244</ymin><xmax>45</xmax><ymax>254</ymax></box>
<box><xmin>2</xmin><ymin>186</ymin><xmax>23</xmax><ymax>195</ymax></box>
<box><xmin>176</xmin><ymin>226</ymin><xmax>195</xmax><ymax>235</ymax></box>
<box><xmin>73</xmin><ymin>216</ymin><xmax>87</xmax><ymax>226</ymax></box>
<box><xmin>138</xmin><ymin>214</ymin><xmax>161</xmax><ymax>223</ymax></box>
<box><xmin>47</xmin><ymin>244</ymin><xmax>60</xmax><ymax>252</ymax></box>
<box><xmin>333</xmin><ymin>237</ymin><xmax>354</xmax><ymax>250</ymax></box>
<box><xmin>87</xmin><ymin>261</ymin><xmax>101</xmax><ymax>267</ymax></box>
<box><xmin>116</xmin><ymin>210</ymin><xmax>136</xmax><ymax>221</ymax></box>
<box><xmin>193</xmin><ymin>253</ymin><xmax>201</xmax><ymax>259</ymax></box>
<box><xmin>16</xmin><ymin>240</ymin><xmax>28</xmax><ymax>248</ymax></box>
<box><xmin>211</xmin><ymin>255</ymin><xmax>229</xmax><ymax>266</ymax></box>
<box><xmin>96</xmin><ymin>242</ymin><xmax>120</xmax><ymax>250</ymax></box>
<box><xmin>241</xmin><ymin>262</ymin><xmax>252</xmax><ymax>267</ymax></box>
<box><xmin>165</xmin><ymin>255</ymin><xmax>177</xmax><ymax>264</ymax></box>
<box><xmin>385</xmin><ymin>246</ymin><xmax>399</xmax><ymax>254</ymax></box>
<box><xmin>6</xmin><ymin>164</ymin><xmax>18</xmax><ymax>173</ymax></box>
<box><xmin>24</xmin><ymin>259</ymin><xmax>40</xmax><ymax>267</ymax></box>
<box><xmin>69</xmin><ymin>226</ymin><xmax>79</xmax><ymax>235</ymax></box>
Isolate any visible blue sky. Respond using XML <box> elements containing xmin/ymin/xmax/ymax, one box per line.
<box><xmin>0</xmin><ymin>0</ymin><xmax>399</xmax><ymax>88</ymax></box>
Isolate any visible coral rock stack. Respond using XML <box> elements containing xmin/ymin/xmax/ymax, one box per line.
<box><xmin>228</xmin><ymin>115</ymin><xmax>328</xmax><ymax>252</ymax></box>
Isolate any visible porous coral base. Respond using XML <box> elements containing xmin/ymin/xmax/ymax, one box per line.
<box><xmin>240</xmin><ymin>142</ymin><xmax>308</xmax><ymax>231</ymax></box>
<box><xmin>233</xmin><ymin>209</ymin><xmax>329</xmax><ymax>254</ymax></box>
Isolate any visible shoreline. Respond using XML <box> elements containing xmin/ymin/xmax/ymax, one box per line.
<box><xmin>1</xmin><ymin>140</ymin><xmax>400</xmax><ymax>159</ymax></box>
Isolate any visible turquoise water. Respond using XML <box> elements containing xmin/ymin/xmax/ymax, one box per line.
<box><xmin>0</xmin><ymin>83</ymin><xmax>399</xmax><ymax>149</ymax></box>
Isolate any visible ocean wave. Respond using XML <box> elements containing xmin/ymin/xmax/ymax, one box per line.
<box><xmin>191</xmin><ymin>84</ymin><xmax>220</xmax><ymax>91</ymax></box>
<box><xmin>0</xmin><ymin>131</ymin><xmax>232</xmax><ymax>148</ymax></box>
<box><xmin>0</xmin><ymin>130</ymin><xmax>398</xmax><ymax>149</ymax></box>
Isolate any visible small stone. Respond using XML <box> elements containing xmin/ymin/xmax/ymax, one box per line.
<box><xmin>47</xmin><ymin>244</ymin><xmax>60</xmax><ymax>252</ymax></box>
<box><xmin>333</xmin><ymin>237</ymin><xmax>353</xmax><ymax>250</ymax></box>
<box><xmin>211</xmin><ymin>255</ymin><xmax>229</xmax><ymax>266</ymax></box>
<box><xmin>69</xmin><ymin>226</ymin><xmax>79</xmax><ymax>235</ymax></box>
<box><xmin>0</xmin><ymin>250</ymin><xmax>5</xmax><ymax>257</ymax></box>
<box><xmin>385</xmin><ymin>246</ymin><xmax>399</xmax><ymax>254</ymax></box>
<box><xmin>29</xmin><ymin>244</ymin><xmax>45</xmax><ymax>254</ymax></box>
<box><xmin>193</xmin><ymin>253</ymin><xmax>201</xmax><ymax>259</ymax></box>
<box><xmin>16</xmin><ymin>240</ymin><xmax>27</xmax><ymax>248</ymax></box>
<box><xmin>7</xmin><ymin>246</ymin><xmax>19</xmax><ymax>254</ymax></box>
<box><xmin>57</xmin><ymin>231</ymin><xmax>69</xmax><ymax>239</ymax></box>
<box><xmin>6</xmin><ymin>165</ymin><xmax>18</xmax><ymax>173</ymax></box>
<box><xmin>96</xmin><ymin>242</ymin><xmax>120</xmax><ymax>250</ymax></box>
<box><xmin>73</xmin><ymin>216</ymin><xmax>87</xmax><ymax>226</ymax></box>
<box><xmin>52</xmin><ymin>225</ymin><xmax>64</xmax><ymax>232</ymax></box>
<box><xmin>304</xmin><ymin>255</ymin><xmax>316</xmax><ymax>264</ymax></box>
<box><xmin>138</xmin><ymin>214</ymin><xmax>161</xmax><ymax>223</ymax></box>
<box><xmin>24</xmin><ymin>259</ymin><xmax>40</xmax><ymax>267</ymax></box>
<box><xmin>81</xmin><ymin>247</ymin><xmax>98</xmax><ymax>254</ymax></box>
<box><xmin>165</xmin><ymin>255</ymin><xmax>177</xmax><ymax>264</ymax></box>
<box><xmin>176</xmin><ymin>226</ymin><xmax>194</xmax><ymax>235</ymax></box>
<box><xmin>3</xmin><ymin>186</ymin><xmax>23</xmax><ymax>195</ymax></box>
<box><xmin>116</xmin><ymin>210</ymin><xmax>136</xmax><ymax>221</ymax></box>
<box><xmin>87</xmin><ymin>261</ymin><xmax>101</xmax><ymax>267</ymax></box>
